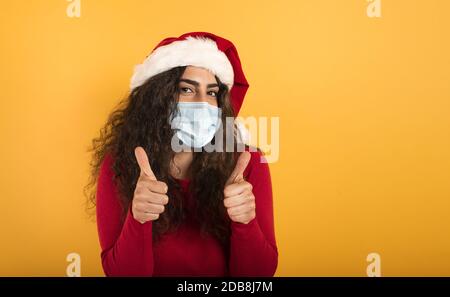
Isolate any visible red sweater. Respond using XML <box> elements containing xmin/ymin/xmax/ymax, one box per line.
<box><xmin>96</xmin><ymin>150</ymin><xmax>278</xmax><ymax>276</ymax></box>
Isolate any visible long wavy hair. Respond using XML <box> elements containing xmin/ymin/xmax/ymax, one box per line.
<box><xmin>84</xmin><ymin>66</ymin><xmax>241</xmax><ymax>245</ymax></box>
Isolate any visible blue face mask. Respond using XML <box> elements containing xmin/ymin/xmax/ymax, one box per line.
<box><xmin>170</xmin><ymin>102</ymin><xmax>222</xmax><ymax>148</ymax></box>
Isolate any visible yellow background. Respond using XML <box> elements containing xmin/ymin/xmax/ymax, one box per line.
<box><xmin>0</xmin><ymin>0</ymin><xmax>449</xmax><ymax>276</ymax></box>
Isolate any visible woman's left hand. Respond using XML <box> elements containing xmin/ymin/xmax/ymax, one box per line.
<box><xmin>223</xmin><ymin>152</ymin><xmax>256</xmax><ymax>224</ymax></box>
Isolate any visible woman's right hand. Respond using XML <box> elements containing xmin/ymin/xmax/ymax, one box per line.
<box><xmin>132</xmin><ymin>146</ymin><xmax>169</xmax><ymax>224</ymax></box>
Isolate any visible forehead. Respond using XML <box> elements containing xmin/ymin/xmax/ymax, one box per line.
<box><xmin>181</xmin><ymin>66</ymin><xmax>217</xmax><ymax>82</ymax></box>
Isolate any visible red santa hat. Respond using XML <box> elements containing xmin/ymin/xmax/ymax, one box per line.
<box><xmin>130</xmin><ymin>32</ymin><xmax>249</xmax><ymax>115</ymax></box>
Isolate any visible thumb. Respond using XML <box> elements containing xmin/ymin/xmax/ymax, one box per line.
<box><xmin>134</xmin><ymin>146</ymin><xmax>156</xmax><ymax>180</ymax></box>
<box><xmin>226</xmin><ymin>151</ymin><xmax>251</xmax><ymax>185</ymax></box>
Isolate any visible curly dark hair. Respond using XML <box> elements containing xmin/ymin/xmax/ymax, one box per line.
<box><xmin>84</xmin><ymin>66</ymin><xmax>242</xmax><ymax>245</ymax></box>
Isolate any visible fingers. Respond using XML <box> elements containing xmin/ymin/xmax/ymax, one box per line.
<box><xmin>226</xmin><ymin>198</ymin><xmax>256</xmax><ymax>217</ymax></box>
<box><xmin>226</xmin><ymin>151</ymin><xmax>251</xmax><ymax>185</ymax></box>
<box><xmin>134</xmin><ymin>201</ymin><xmax>165</xmax><ymax>214</ymax></box>
<box><xmin>134</xmin><ymin>184</ymin><xmax>169</xmax><ymax>203</ymax></box>
<box><xmin>223</xmin><ymin>189</ymin><xmax>253</xmax><ymax>208</ymax></box>
<box><xmin>134</xmin><ymin>211</ymin><xmax>161</xmax><ymax>222</ymax></box>
<box><xmin>229</xmin><ymin>211</ymin><xmax>255</xmax><ymax>224</ymax></box>
<box><xmin>223</xmin><ymin>152</ymin><xmax>255</xmax><ymax>225</ymax></box>
<box><xmin>133</xmin><ymin>147</ymin><xmax>169</xmax><ymax>224</ymax></box>
<box><xmin>146</xmin><ymin>193</ymin><xmax>169</xmax><ymax>205</ymax></box>
<box><xmin>132</xmin><ymin>203</ymin><xmax>162</xmax><ymax>223</ymax></box>
<box><xmin>224</xmin><ymin>180</ymin><xmax>252</xmax><ymax>198</ymax></box>
<box><xmin>137</xmin><ymin>178</ymin><xmax>168</xmax><ymax>194</ymax></box>
<box><xmin>135</xmin><ymin>146</ymin><xmax>156</xmax><ymax>180</ymax></box>
<box><xmin>132</xmin><ymin>192</ymin><xmax>167</xmax><ymax>223</ymax></box>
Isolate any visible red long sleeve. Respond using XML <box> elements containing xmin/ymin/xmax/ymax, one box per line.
<box><xmin>96</xmin><ymin>154</ymin><xmax>154</xmax><ymax>276</ymax></box>
<box><xmin>95</xmin><ymin>150</ymin><xmax>278</xmax><ymax>276</ymax></box>
<box><xmin>229</xmin><ymin>150</ymin><xmax>278</xmax><ymax>276</ymax></box>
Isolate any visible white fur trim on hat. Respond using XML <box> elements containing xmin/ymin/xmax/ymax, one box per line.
<box><xmin>130</xmin><ymin>36</ymin><xmax>234</xmax><ymax>90</ymax></box>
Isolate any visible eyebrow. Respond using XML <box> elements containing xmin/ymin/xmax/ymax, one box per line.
<box><xmin>179</xmin><ymin>79</ymin><xmax>219</xmax><ymax>89</ymax></box>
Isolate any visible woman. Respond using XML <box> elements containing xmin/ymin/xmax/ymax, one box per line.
<box><xmin>85</xmin><ymin>32</ymin><xmax>278</xmax><ymax>276</ymax></box>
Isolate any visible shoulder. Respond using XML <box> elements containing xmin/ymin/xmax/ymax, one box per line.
<box><xmin>99</xmin><ymin>153</ymin><xmax>114</xmax><ymax>179</ymax></box>
<box><xmin>97</xmin><ymin>152</ymin><xmax>118</xmax><ymax>194</ymax></box>
<box><xmin>96</xmin><ymin>152</ymin><xmax>124</xmax><ymax>214</ymax></box>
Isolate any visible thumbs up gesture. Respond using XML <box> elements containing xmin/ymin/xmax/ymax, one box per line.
<box><xmin>223</xmin><ymin>151</ymin><xmax>256</xmax><ymax>224</ymax></box>
<box><xmin>132</xmin><ymin>147</ymin><xmax>169</xmax><ymax>224</ymax></box>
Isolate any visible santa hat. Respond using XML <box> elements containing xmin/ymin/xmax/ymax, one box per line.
<box><xmin>130</xmin><ymin>32</ymin><xmax>249</xmax><ymax>115</ymax></box>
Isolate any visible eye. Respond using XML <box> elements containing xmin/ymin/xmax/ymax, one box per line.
<box><xmin>208</xmin><ymin>90</ymin><xmax>218</xmax><ymax>97</ymax></box>
<box><xmin>180</xmin><ymin>87</ymin><xmax>193</xmax><ymax>94</ymax></box>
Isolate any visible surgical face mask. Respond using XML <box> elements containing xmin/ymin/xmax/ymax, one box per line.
<box><xmin>170</xmin><ymin>102</ymin><xmax>222</xmax><ymax>148</ymax></box>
